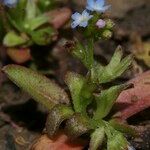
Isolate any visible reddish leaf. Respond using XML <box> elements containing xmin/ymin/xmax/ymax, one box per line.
<box><xmin>31</xmin><ymin>132</ymin><xmax>86</xmax><ymax>150</ymax></box>
<box><xmin>46</xmin><ymin>7</ymin><xmax>72</xmax><ymax>29</ymax></box>
<box><xmin>114</xmin><ymin>71</ymin><xmax>150</xmax><ymax>120</ymax></box>
<box><xmin>7</xmin><ymin>48</ymin><xmax>31</xmax><ymax>64</ymax></box>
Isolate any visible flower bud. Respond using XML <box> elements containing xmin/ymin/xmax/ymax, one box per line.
<box><xmin>102</xmin><ymin>30</ymin><xmax>112</xmax><ymax>39</ymax></box>
<box><xmin>105</xmin><ymin>19</ymin><xmax>115</xmax><ymax>29</ymax></box>
<box><xmin>96</xmin><ymin>19</ymin><xmax>106</xmax><ymax>28</ymax></box>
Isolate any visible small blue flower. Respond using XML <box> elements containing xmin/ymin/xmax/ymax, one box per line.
<box><xmin>71</xmin><ymin>10</ymin><xmax>93</xmax><ymax>28</ymax></box>
<box><xmin>86</xmin><ymin>0</ymin><xmax>110</xmax><ymax>13</ymax></box>
<box><xmin>2</xmin><ymin>0</ymin><xmax>18</xmax><ymax>8</ymax></box>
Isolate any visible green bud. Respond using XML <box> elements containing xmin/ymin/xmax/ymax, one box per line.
<box><xmin>105</xmin><ymin>19</ymin><xmax>115</xmax><ymax>29</ymax></box>
<box><xmin>102</xmin><ymin>30</ymin><xmax>112</xmax><ymax>39</ymax></box>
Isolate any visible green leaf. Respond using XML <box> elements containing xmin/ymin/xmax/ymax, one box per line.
<box><xmin>65</xmin><ymin>113</ymin><xmax>91</xmax><ymax>138</ymax></box>
<box><xmin>3</xmin><ymin>32</ymin><xmax>28</xmax><ymax>47</ymax></box>
<box><xmin>89</xmin><ymin>127</ymin><xmax>105</xmax><ymax>150</ymax></box>
<box><xmin>25</xmin><ymin>0</ymin><xmax>37</xmax><ymax>20</ymax></box>
<box><xmin>24</xmin><ymin>14</ymin><xmax>48</xmax><ymax>31</ymax></box>
<box><xmin>93</xmin><ymin>85</ymin><xmax>127</xmax><ymax>120</ymax></box>
<box><xmin>7</xmin><ymin>14</ymin><xmax>23</xmax><ymax>32</ymax></box>
<box><xmin>2</xmin><ymin>65</ymin><xmax>69</xmax><ymax>110</ymax></box>
<box><xmin>37</xmin><ymin>0</ymin><xmax>56</xmax><ymax>12</ymax></box>
<box><xmin>91</xmin><ymin>46</ymin><xmax>132</xmax><ymax>84</ymax></box>
<box><xmin>105</xmin><ymin>125</ymin><xmax>128</xmax><ymax>150</ymax></box>
<box><xmin>65</xmin><ymin>72</ymin><xmax>95</xmax><ymax>114</ymax></box>
<box><xmin>65</xmin><ymin>72</ymin><xmax>85</xmax><ymax>113</ymax></box>
<box><xmin>46</xmin><ymin>104</ymin><xmax>74</xmax><ymax>137</ymax></box>
<box><xmin>71</xmin><ymin>39</ymin><xmax>94</xmax><ymax>69</ymax></box>
<box><xmin>30</xmin><ymin>27</ymin><xmax>56</xmax><ymax>45</ymax></box>
<box><xmin>7</xmin><ymin>0</ymin><xmax>27</xmax><ymax>31</ymax></box>
<box><xmin>109</xmin><ymin>119</ymin><xmax>137</xmax><ymax>136</ymax></box>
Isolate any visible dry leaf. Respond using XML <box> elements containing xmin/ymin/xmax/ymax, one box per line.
<box><xmin>7</xmin><ymin>48</ymin><xmax>31</xmax><ymax>64</ymax></box>
<box><xmin>31</xmin><ymin>132</ymin><xmax>86</xmax><ymax>150</ymax></box>
<box><xmin>114</xmin><ymin>71</ymin><xmax>150</xmax><ymax>120</ymax></box>
<box><xmin>46</xmin><ymin>8</ymin><xmax>72</xmax><ymax>29</ymax></box>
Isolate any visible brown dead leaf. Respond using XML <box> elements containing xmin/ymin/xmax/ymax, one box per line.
<box><xmin>46</xmin><ymin>8</ymin><xmax>72</xmax><ymax>29</ymax></box>
<box><xmin>7</xmin><ymin>48</ymin><xmax>31</xmax><ymax>64</ymax></box>
<box><xmin>31</xmin><ymin>132</ymin><xmax>86</xmax><ymax>150</ymax></box>
<box><xmin>114</xmin><ymin>71</ymin><xmax>150</xmax><ymax>120</ymax></box>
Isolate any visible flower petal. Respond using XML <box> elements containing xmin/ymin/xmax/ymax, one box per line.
<box><xmin>96</xmin><ymin>0</ymin><xmax>105</xmax><ymax>7</ymax></box>
<box><xmin>82</xmin><ymin>10</ymin><xmax>89</xmax><ymax>17</ymax></box>
<box><xmin>79</xmin><ymin>21</ymin><xmax>88</xmax><ymax>28</ymax></box>
<box><xmin>71</xmin><ymin>12</ymin><xmax>81</xmax><ymax>20</ymax></box>
<box><xmin>86</xmin><ymin>6</ymin><xmax>94</xmax><ymax>11</ymax></box>
<box><xmin>71</xmin><ymin>21</ymin><xmax>79</xmax><ymax>29</ymax></box>
<box><xmin>87</xmin><ymin>0</ymin><xmax>94</xmax><ymax>7</ymax></box>
<box><xmin>3</xmin><ymin>0</ymin><xmax>18</xmax><ymax>7</ymax></box>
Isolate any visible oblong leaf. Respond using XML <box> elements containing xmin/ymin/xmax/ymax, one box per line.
<box><xmin>89</xmin><ymin>127</ymin><xmax>105</xmax><ymax>150</ymax></box>
<box><xmin>65</xmin><ymin>72</ymin><xmax>85</xmax><ymax>112</ymax></box>
<box><xmin>65</xmin><ymin>113</ymin><xmax>91</xmax><ymax>138</ymax></box>
<box><xmin>93</xmin><ymin>85</ymin><xmax>127</xmax><ymax>120</ymax></box>
<box><xmin>3</xmin><ymin>32</ymin><xmax>28</xmax><ymax>47</ymax></box>
<box><xmin>105</xmin><ymin>125</ymin><xmax>128</xmax><ymax>150</ymax></box>
<box><xmin>30</xmin><ymin>27</ymin><xmax>57</xmax><ymax>45</ymax></box>
<box><xmin>2</xmin><ymin>65</ymin><xmax>69</xmax><ymax>110</ymax></box>
<box><xmin>46</xmin><ymin>104</ymin><xmax>74</xmax><ymax>137</ymax></box>
<box><xmin>92</xmin><ymin>47</ymin><xmax>133</xmax><ymax>84</ymax></box>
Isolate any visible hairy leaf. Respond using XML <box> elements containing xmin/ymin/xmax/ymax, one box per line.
<box><xmin>71</xmin><ymin>39</ymin><xmax>94</xmax><ymax>69</ymax></box>
<box><xmin>93</xmin><ymin>85</ymin><xmax>127</xmax><ymax>120</ymax></box>
<box><xmin>2</xmin><ymin>65</ymin><xmax>69</xmax><ymax>110</ymax></box>
<box><xmin>89</xmin><ymin>127</ymin><xmax>105</xmax><ymax>150</ymax></box>
<box><xmin>7</xmin><ymin>0</ymin><xmax>27</xmax><ymax>31</ymax></box>
<box><xmin>65</xmin><ymin>72</ymin><xmax>85</xmax><ymax>112</ymax></box>
<box><xmin>109</xmin><ymin>119</ymin><xmax>137</xmax><ymax>136</ymax></box>
<box><xmin>100</xmin><ymin>47</ymin><xmax>132</xmax><ymax>83</ymax></box>
<box><xmin>91</xmin><ymin>46</ymin><xmax>132</xmax><ymax>84</ymax></box>
<box><xmin>65</xmin><ymin>72</ymin><xmax>94</xmax><ymax>114</ymax></box>
<box><xmin>25</xmin><ymin>14</ymin><xmax>48</xmax><ymax>31</ymax></box>
<box><xmin>25</xmin><ymin>0</ymin><xmax>37</xmax><ymax>20</ymax></box>
<box><xmin>65</xmin><ymin>113</ymin><xmax>91</xmax><ymax>138</ymax></box>
<box><xmin>3</xmin><ymin>32</ymin><xmax>28</xmax><ymax>47</ymax></box>
<box><xmin>46</xmin><ymin>104</ymin><xmax>74</xmax><ymax>137</ymax></box>
<box><xmin>105</xmin><ymin>125</ymin><xmax>128</xmax><ymax>150</ymax></box>
<box><xmin>30</xmin><ymin>27</ymin><xmax>57</xmax><ymax>45</ymax></box>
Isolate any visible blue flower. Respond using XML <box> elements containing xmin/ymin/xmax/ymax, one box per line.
<box><xmin>71</xmin><ymin>10</ymin><xmax>93</xmax><ymax>28</ymax></box>
<box><xmin>86</xmin><ymin>0</ymin><xmax>110</xmax><ymax>13</ymax></box>
<box><xmin>2</xmin><ymin>0</ymin><xmax>18</xmax><ymax>8</ymax></box>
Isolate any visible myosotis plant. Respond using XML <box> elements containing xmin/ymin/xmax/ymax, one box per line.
<box><xmin>2</xmin><ymin>0</ymin><xmax>136</xmax><ymax>150</ymax></box>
